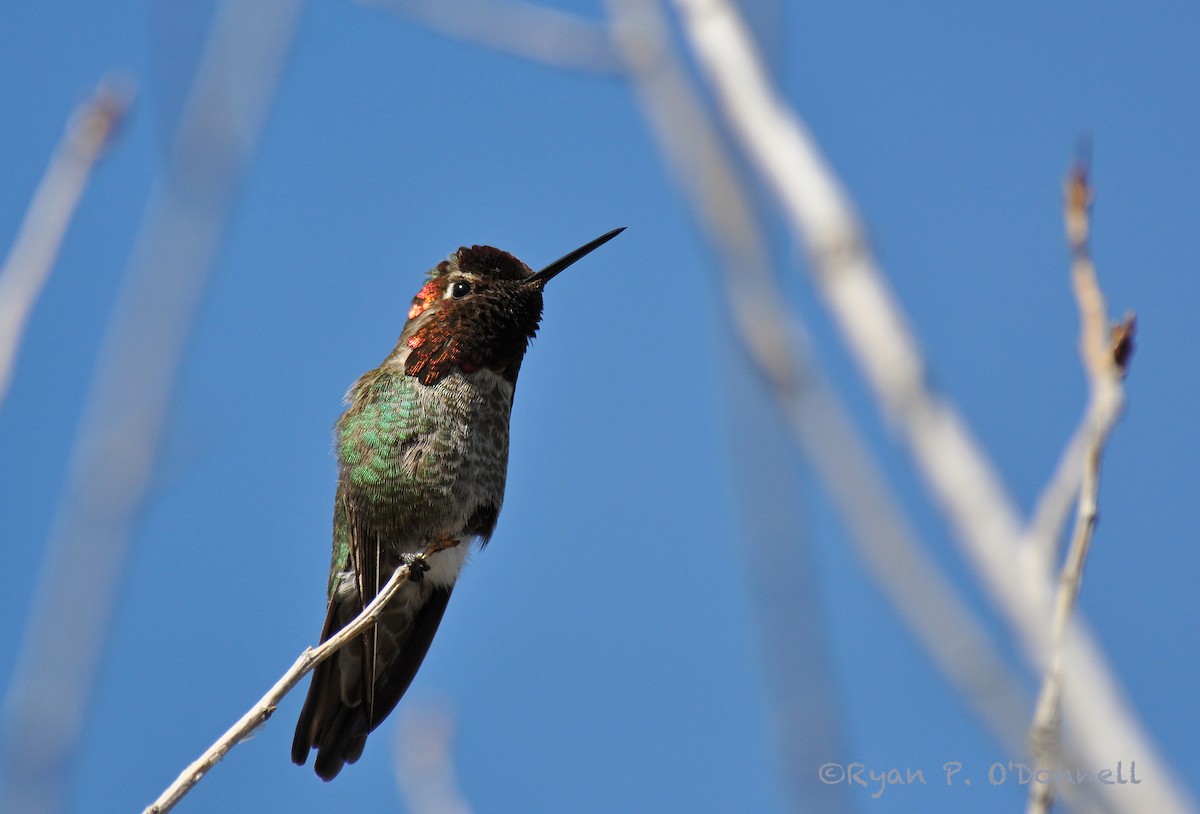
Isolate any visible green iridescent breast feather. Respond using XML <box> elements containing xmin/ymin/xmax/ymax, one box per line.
<box><xmin>338</xmin><ymin>372</ymin><xmax>429</xmax><ymax>494</ymax></box>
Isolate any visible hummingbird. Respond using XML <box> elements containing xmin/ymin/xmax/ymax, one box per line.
<box><xmin>291</xmin><ymin>227</ymin><xmax>624</xmax><ymax>780</ymax></box>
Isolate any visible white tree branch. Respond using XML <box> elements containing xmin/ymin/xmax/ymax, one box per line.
<box><xmin>671</xmin><ymin>0</ymin><xmax>1193</xmax><ymax>811</ymax></box>
<box><xmin>0</xmin><ymin>80</ymin><xmax>130</xmax><ymax>410</ymax></box>
<box><xmin>672</xmin><ymin>0</ymin><xmax>1035</xmax><ymax>615</ymax></box>
<box><xmin>145</xmin><ymin>540</ymin><xmax>459</xmax><ymax>814</ymax></box>
<box><xmin>1027</xmin><ymin>165</ymin><xmax>1134</xmax><ymax>814</ymax></box>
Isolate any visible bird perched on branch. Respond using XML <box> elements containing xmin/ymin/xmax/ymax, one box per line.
<box><xmin>292</xmin><ymin>228</ymin><xmax>624</xmax><ymax>780</ymax></box>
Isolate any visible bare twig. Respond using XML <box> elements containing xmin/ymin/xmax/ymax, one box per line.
<box><xmin>0</xmin><ymin>80</ymin><xmax>131</xmax><ymax>410</ymax></box>
<box><xmin>0</xmin><ymin>5</ymin><xmax>299</xmax><ymax>812</ymax></box>
<box><xmin>1026</xmin><ymin>164</ymin><xmax>1134</xmax><ymax>814</ymax></box>
<box><xmin>671</xmin><ymin>1</ymin><xmax>1192</xmax><ymax>811</ymax></box>
<box><xmin>144</xmin><ymin>539</ymin><xmax>459</xmax><ymax>814</ymax></box>
<box><xmin>359</xmin><ymin>0</ymin><xmax>624</xmax><ymax>74</ymax></box>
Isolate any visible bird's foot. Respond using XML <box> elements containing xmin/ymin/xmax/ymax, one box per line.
<box><xmin>401</xmin><ymin>552</ymin><xmax>431</xmax><ymax>583</ymax></box>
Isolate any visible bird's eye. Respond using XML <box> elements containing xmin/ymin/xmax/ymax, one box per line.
<box><xmin>450</xmin><ymin>279</ymin><xmax>473</xmax><ymax>299</ymax></box>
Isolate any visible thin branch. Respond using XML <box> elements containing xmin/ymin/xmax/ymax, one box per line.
<box><xmin>671</xmin><ymin>1</ymin><xmax>1193</xmax><ymax>811</ymax></box>
<box><xmin>0</xmin><ymin>80</ymin><xmax>131</xmax><ymax>410</ymax></box>
<box><xmin>145</xmin><ymin>539</ymin><xmax>459</xmax><ymax>814</ymax></box>
<box><xmin>0</xmin><ymin>5</ymin><xmax>300</xmax><ymax>813</ymax></box>
<box><xmin>1026</xmin><ymin>164</ymin><xmax>1134</xmax><ymax>814</ymax></box>
<box><xmin>359</xmin><ymin>0</ymin><xmax>624</xmax><ymax>74</ymax></box>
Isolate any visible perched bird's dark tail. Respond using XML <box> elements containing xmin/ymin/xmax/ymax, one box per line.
<box><xmin>292</xmin><ymin>585</ymin><xmax>454</xmax><ymax>780</ymax></box>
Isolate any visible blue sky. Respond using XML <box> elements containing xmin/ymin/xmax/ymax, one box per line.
<box><xmin>1</xmin><ymin>2</ymin><xmax>1198</xmax><ymax>813</ymax></box>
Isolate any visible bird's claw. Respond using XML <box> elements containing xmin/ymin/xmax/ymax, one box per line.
<box><xmin>401</xmin><ymin>552</ymin><xmax>431</xmax><ymax>583</ymax></box>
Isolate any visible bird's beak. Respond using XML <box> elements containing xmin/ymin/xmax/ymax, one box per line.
<box><xmin>526</xmin><ymin>227</ymin><xmax>625</xmax><ymax>287</ymax></box>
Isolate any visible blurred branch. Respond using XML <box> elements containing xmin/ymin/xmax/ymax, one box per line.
<box><xmin>394</xmin><ymin>703</ymin><xmax>473</xmax><ymax>814</ymax></box>
<box><xmin>670</xmin><ymin>1</ymin><xmax>1193</xmax><ymax>811</ymax></box>
<box><xmin>605</xmin><ymin>0</ymin><xmax>1030</xmax><ymax>791</ymax></box>
<box><xmin>359</xmin><ymin>0</ymin><xmax>624</xmax><ymax>74</ymax></box>
<box><xmin>1024</xmin><ymin>157</ymin><xmax>1134</xmax><ymax>573</ymax></box>
<box><xmin>1027</xmin><ymin>163</ymin><xmax>1134</xmax><ymax>814</ymax></box>
<box><xmin>0</xmin><ymin>4</ymin><xmax>299</xmax><ymax>813</ymax></box>
<box><xmin>145</xmin><ymin>541</ymin><xmax>458</xmax><ymax>814</ymax></box>
<box><xmin>602</xmin><ymin>8</ymin><xmax>851</xmax><ymax>808</ymax></box>
<box><xmin>672</xmin><ymin>0</ymin><xmax>1034</xmax><ymax>615</ymax></box>
<box><xmin>0</xmin><ymin>80</ymin><xmax>131</xmax><ymax>410</ymax></box>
